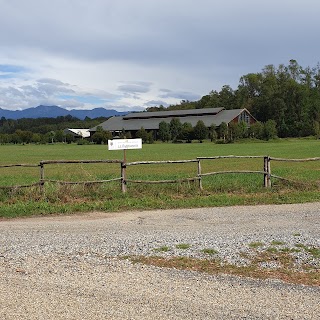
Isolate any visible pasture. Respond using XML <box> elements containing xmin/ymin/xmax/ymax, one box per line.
<box><xmin>0</xmin><ymin>138</ymin><xmax>319</xmax><ymax>217</ymax></box>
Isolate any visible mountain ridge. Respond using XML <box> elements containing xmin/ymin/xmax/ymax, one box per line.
<box><xmin>0</xmin><ymin>105</ymin><xmax>130</xmax><ymax>120</ymax></box>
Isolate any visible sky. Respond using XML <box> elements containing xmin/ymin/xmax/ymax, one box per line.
<box><xmin>0</xmin><ymin>0</ymin><xmax>320</xmax><ymax>112</ymax></box>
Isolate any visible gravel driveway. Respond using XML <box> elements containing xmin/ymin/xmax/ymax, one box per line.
<box><xmin>0</xmin><ymin>202</ymin><xmax>319</xmax><ymax>319</ymax></box>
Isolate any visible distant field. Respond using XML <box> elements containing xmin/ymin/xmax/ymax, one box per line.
<box><xmin>0</xmin><ymin>138</ymin><xmax>319</xmax><ymax>184</ymax></box>
<box><xmin>0</xmin><ymin>139</ymin><xmax>319</xmax><ymax>218</ymax></box>
<box><xmin>1</xmin><ymin>138</ymin><xmax>319</xmax><ymax>164</ymax></box>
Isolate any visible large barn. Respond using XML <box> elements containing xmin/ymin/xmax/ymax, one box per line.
<box><xmin>89</xmin><ymin>107</ymin><xmax>256</xmax><ymax>138</ymax></box>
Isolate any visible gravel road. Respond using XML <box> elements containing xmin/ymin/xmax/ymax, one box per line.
<box><xmin>0</xmin><ymin>202</ymin><xmax>319</xmax><ymax>319</ymax></box>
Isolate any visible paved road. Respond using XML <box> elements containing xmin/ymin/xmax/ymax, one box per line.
<box><xmin>0</xmin><ymin>203</ymin><xmax>319</xmax><ymax>319</ymax></box>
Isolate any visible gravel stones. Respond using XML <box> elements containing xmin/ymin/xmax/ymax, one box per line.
<box><xmin>0</xmin><ymin>202</ymin><xmax>319</xmax><ymax>319</ymax></box>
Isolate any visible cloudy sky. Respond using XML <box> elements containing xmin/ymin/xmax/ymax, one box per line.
<box><xmin>0</xmin><ymin>0</ymin><xmax>319</xmax><ymax>111</ymax></box>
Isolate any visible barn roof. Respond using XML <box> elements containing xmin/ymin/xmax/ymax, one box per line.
<box><xmin>89</xmin><ymin>108</ymin><xmax>253</xmax><ymax>132</ymax></box>
<box><xmin>64</xmin><ymin>128</ymin><xmax>90</xmax><ymax>138</ymax></box>
<box><xmin>123</xmin><ymin>107</ymin><xmax>224</xmax><ymax>119</ymax></box>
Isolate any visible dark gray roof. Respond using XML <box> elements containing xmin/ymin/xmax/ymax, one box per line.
<box><xmin>90</xmin><ymin>108</ymin><xmax>249</xmax><ymax>132</ymax></box>
<box><xmin>123</xmin><ymin>107</ymin><xmax>224</xmax><ymax>119</ymax></box>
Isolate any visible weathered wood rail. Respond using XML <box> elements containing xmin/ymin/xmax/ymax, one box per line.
<box><xmin>0</xmin><ymin>164</ymin><xmax>39</xmax><ymax>168</ymax></box>
<box><xmin>0</xmin><ymin>156</ymin><xmax>318</xmax><ymax>193</ymax></box>
<box><xmin>124</xmin><ymin>159</ymin><xmax>200</xmax><ymax>192</ymax></box>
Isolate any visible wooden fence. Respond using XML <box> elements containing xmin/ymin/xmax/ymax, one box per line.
<box><xmin>0</xmin><ymin>156</ymin><xmax>319</xmax><ymax>193</ymax></box>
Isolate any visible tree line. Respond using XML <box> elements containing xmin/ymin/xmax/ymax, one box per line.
<box><xmin>0</xmin><ymin>115</ymin><xmax>107</xmax><ymax>144</ymax></box>
<box><xmin>0</xmin><ymin>116</ymin><xmax>278</xmax><ymax>145</ymax></box>
<box><xmin>88</xmin><ymin>118</ymin><xmax>278</xmax><ymax>145</ymax></box>
<box><xmin>133</xmin><ymin>118</ymin><xmax>277</xmax><ymax>144</ymax></box>
<box><xmin>147</xmin><ymin>60</ymin><xmax>320</xmax><ymax>138</ymax></box>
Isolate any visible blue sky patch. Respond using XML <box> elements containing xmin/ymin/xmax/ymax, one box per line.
<box><xmin>0</xmin><ymin>73</ymin><xmax>17</xmax><ymax>79</ymax></box>
<box><xmin>0</xmin><ymin>64</ymin><xmax>26</xmax><ymax>73</ymax></box>
<box><xmin>0</xmin><ymin>64</ymin><xmax>26</xmax><ymax>79</ymax></box>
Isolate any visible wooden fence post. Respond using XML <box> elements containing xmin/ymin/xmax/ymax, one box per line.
<box><xmin>40</xmin><ymin>162</ymin><xmax>45</xmax><ymax>195</ymax></box>
<box><xmin>121</xmin><ymin>161</ymin><xmax>127</xmax><ymax>193</ymax></box>
<box><xmin>264</xmin><ymin>156</ymin><xmax>271</xmax><ymax>188</ymax></box>
<box><xmin>197</xmin><ymin>159</ymin><xmax>203</xmax><ymax>190</ymax></box>
<box><xmin>267</xmin><ymin>156</ymin><xmax>271</xmax><ymax>188</ymax></box>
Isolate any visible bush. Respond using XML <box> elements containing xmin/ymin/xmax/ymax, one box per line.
<box><xmin>77</xmin><ymin>139</ymin><xmax>90</xmax><ymax>145</ymax></box>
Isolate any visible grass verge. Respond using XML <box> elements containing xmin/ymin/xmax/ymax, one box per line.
<box><xmin>0</xmin><ymin>188</ymin><xmax>319</xmax><ymax>218</ymax></box>
<box><xmin>127</xmin><ymin>251</ymin><xmax>320</xmax><ymax>287</ymax></box>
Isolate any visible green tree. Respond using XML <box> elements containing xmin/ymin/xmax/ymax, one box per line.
<box><xmin>48</xmin><ymin>131</ymin><xmax>55</xmax><ymax>143</ymax></box>
<box><xmin>193</xmin><ymin>120</ymin><xmax>208</xmax><ymax>143</ymax></box>
<box><xmin>31</xmin><ymin>133</ymin><xmax>41</xmax><ymax>144</ymax></box>
<box><xmin>263</xmin><ymin>120</ymin><xmax>278</xmax><ymax>140</ymax></box>
<box><xmin>65</xmin><ymin>133</ymin><xmax>75</xmax><ymax>144</ymax></box>
<box><xmin>238</xmin><ymin>121</ymin><xmax>248</xmax><ymax>138</ymax></box>
<box><xmin>0</xmin><ymin>133</ymin><xmax>10</xmax><ymax>144</ymax></box>
<box><xmin>158</xmin><ymin>121</ymin><xmax>171</xmax><ymax>142</ymax></box>
<box><xmin>16</xmin><ymin>130</ymin><xmax>33</xmax><ymax>144</ymax></box>
<box><xmin>249</xmin><ymin>122</ymin><xmax>264</xmax><ymax>139</ymax></box>
<box><xmin>219</xmin><ymin>122</ymin><xmax>228</xmax><ymax>142</ymax></box>
<box><xmin>228</xmin><ymin>122</ymin><xmax>238</xmax><ymax>141</ymax></box>
<box><xmin>313</xmin><ymin>121</ymin><xmax>320</xmax><ymax>138</ymax></box>
<box><xmin>228</xmin><ymin>121</ymin><xmax>248</xmax><ymax>141</ymax></box>
<box><xmin>181</xmin><ymin>122</ymin><xmax>194</xmax><ymax>142</ymax></box>
<box><xmin>11</xmin><ymin>132</ymin><xmax>21</xmax><ymax>144</ymax></box>
<box><xmin>146</xmin><ymin>131</ymin><xmax>154</xmax><ymax>144</ymax></box>
<box><xmin>208</xmin><ymin>90</ymin><xmax>221</xmax><ymax>108</ymax></box>
<box><xmin>237</xmin><ymin>60</ymin><xmax>320</xmax><ymax>138</ymax></box>
<box><xmin>54</xmin><ymin>130</ymin><xmax>65</xmax><ymax>142</ymax></box>
<box><xmin>91</xmin><ymin>126</ymin><xmax>111</xmax><ymax>144</ymax></box>
<box><xmin>169</xmin><ymin>118</ymin><xmax>182</xmax><ymax>142</ymax></box>
<box><xmin>136</xmin><ymin>127</ymin><xmax>148</xmax><ymax>143</ymax></box>
<box><xmin>208</xmin><ymin>123</ymin><xmax>217</xmax><ymax>142</ymax></box>
<box><xmin>218</xmin><ymin>85</ymin><xmax>236</xmax><ymax>109</ymax></box>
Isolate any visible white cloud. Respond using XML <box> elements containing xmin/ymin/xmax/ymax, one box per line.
<box><xmin>117</xmin><ymin>81</ymin><xmax>153</xmax><ymax>94</ymax></box>
<box><xmin>144</xmin><ymin>100</ymin><xmax>169</xmax><ymax>107</ymax></box>
<box><xmin>159</xmin><ymin>90</ymin><xmax>201</xmax><ymax>101</ymax></box>
<box><xmin>0</xmin><ymin>0</ymin><xmax>319</xmax><ymax>111</ymax></box>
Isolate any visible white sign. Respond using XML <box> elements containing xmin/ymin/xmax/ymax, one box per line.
<box><xmin>108</xmin><ymin>138</ymin><xmax>142</xmax><ymax>150</ymax></box>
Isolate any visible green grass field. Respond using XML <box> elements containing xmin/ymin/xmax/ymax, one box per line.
<box><xmin>0</xmin><ymin>138</ymin><xmax>319</xmax><ymax>218</ymax></box>
<box><xmin>1</xmin><ymin>138</ymin><xmax>319</xmax><ymax>164</ymax></box>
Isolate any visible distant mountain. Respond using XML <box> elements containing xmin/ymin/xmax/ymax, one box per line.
<box><xmin>0</xmin><ymin>105</ymin><xmax>129</xmax><ymax>120</ymax></box>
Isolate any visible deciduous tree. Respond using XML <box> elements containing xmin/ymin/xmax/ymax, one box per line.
<box><xmin>158</xmin><ymin>121</ymin><xmax>171</xmax><ymax>142</ymax></box>
<box><xmin>193</xmin><ymin>120</ymin><xmax>208</xmax><ymax>143</ymax></box>
<box><xmin>169</xmin><ymin>118</ymin><xmax>182</xmax><ymax>142</ymax></box>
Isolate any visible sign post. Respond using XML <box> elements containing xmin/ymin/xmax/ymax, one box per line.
<box><xmin>108</xmin><ymin>138</ymin><xmax>142</xmax><ymax>193</ymax></box>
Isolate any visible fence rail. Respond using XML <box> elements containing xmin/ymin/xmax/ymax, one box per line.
<box><xmin>40</xmin><ymin>159</ymin><xmax>123</xmax><ymax>165</ymax></box>
<box><xmin>0</xmin><ymin>182</ymin><xmax>42</xmax><ymax>190</ymax></box>
<box><xmin>126</xmin><ymin>177</ymin><xmax>200</xmax><ymax>184</ymax></box>
<box><xmin>0</xmin><ymin>155</ymin><xmax>319</xmax><ymax>193</ymax></box>
<box><xmin>126</xmin><ymin>159</ymin><xmax>199</xmax><ymax>166</ymax></box>
<box><xmin>269</xmin><ymin>157</ymin><xmax>320</xmax><ymax>162</ymax></box>
<box><xmin>0</xmin><ymin>164</ymin><xmax>39</xmax><ymax>168</ymax></box>
<box><xmin>197</xmin><ymin>155</ymin><xmax>265</xmax><ymax>160</ymax></box>
<box><xmin>44</xmin><ymin>177</ymin><xmax>122</xmax><ymax>185</ymax></box>
<box><xmin>199</xmin><ymin>170</ymin><xmax>266</xmax><ymax>176</ymax></box>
